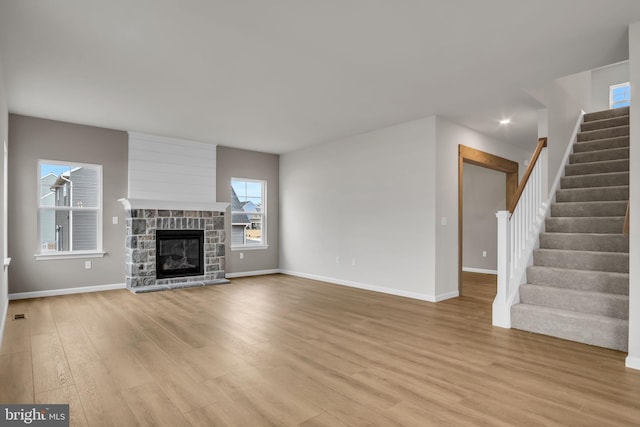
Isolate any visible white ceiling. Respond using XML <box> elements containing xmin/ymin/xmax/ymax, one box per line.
<box><xmin>1</xmin><ymin>1</ymin><xmax>640</xmax><ymax>154</ymax></box>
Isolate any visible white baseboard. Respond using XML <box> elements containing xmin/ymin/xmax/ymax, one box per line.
<box><xmin>280</xmin><ymin>270</ymin><xmax>456</xmax><ymax>302</ymax></box>
<box><xmin>9</xmin><ymin>283</ymin><xmax>126</xmax><ymax>300</ymax></box>
<box><xmin>626</xmin><ymin>355</ymin><xmax>640</xmax><ymax>371</ymax></box>
<box><xmin>462</xmin><ymin>267</ymin><xmax>498</xmax><ymax>275</ymax></box>
<box><xmin>0</xmin><ymin>296</ymin><xmax>8</xmax><ymax>351</ymax></box>
<box><xmin>225</xmin><ymin>269</ymin><xmax>281</xmax><ymax>278</ymax></box>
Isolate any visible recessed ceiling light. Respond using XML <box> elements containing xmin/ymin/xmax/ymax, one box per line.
<box><xmin>499</xmin><ymin>118</ymin><xmax>511</xmax><ymax>125</ymax></box>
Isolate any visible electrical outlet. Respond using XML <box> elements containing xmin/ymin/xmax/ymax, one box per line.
<box><xmin>239</xmin><ymin>252</ymin><xmax>244</xmax><ymax>260</ymax></box>
<box><xmin>84</xmin><ymin>261</ymin><xmax>92</xmax><ymax>269</ymax></box>
<box><xmin>352</xmin><ymin>258</ymin><xmax>356</xmax><ymax>266</ymax></box>
<box><xmin>441</xmin><ymin>217</ymin><xmax>447</xmax><ymax>226</ymax></box>
<box><xmin>482</xmin><ymin>250</ymin><xmax>487</xmax><ymax>257</ymax></box>
<box><xmin>112</xmin><ymin>216</ymin><xmax>119</xmax><ymax>225</ymax></box>
<box><xmin>336</xmin><ymin>256</ymin><xmax>340</xmax><ymax>264</ymax></box>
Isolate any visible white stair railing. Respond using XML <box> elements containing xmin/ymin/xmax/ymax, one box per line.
<box><xmin>493</xmin><ymin>138</ymin><xmax>548</xmax><ymax>328</ymax></box>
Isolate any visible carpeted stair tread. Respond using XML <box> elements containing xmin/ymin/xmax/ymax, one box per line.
<box><xmin>564</xmin><ymin>159</ymin><xmax>628</xmax><ymax>176</ymax></box>
<box><xmin>533</xmin><ymin>249</ymin><xmax>628</xmax><ymax>273</ymax></box>
<box><xmin>526</xmin><ymin>266</ymin><xmax>628</xmax><ymax>295</ymax></box>
<box><xmin>569</xmin><ymin>147</ymin><xmax>629</xmax><ymax>164</ymax></box>
<box><xmin>577</xmin><ymin>125</ymin><xmax>629</xmax><ymax>142</ymax></box>
<box><xmin>580</xmin><ymin>115</ymin><xmax>629</xmax><ymax>132</ymax></box>
<box><xmin>545</xmin><ymin>216</ymin><xmax>625</xmax><ymax>233</ymax></box>
<box><xmin>555</xmin><ymin>185</ymin><xmax>628</xmax><ymax>202</ymax></box>
<box><xmin>539</xmin><ymin>232</ymin><xmax>628</xmax><ymax>252</ymax></box>
<box><xmin>583</xmin><ymin>106</ymin><xmax>629</xmax><ymax>122</ymax></box>
<box><xmin>560</xmin><ymin>171</ymin><xmax>628</xmax><ymax>189</ymax></box>
<box><xmin>515</xmin><ymin>107</ymin><xmax>630</xmax><ymax>352</ymax></box>
<box><xmin>573</xmin><ymin>136</ymin><xmax>629</xmax><ymax>153</ymax></box>
<box><xmin>550</xmin><ymin>200</ymin><xmax>627</xmax><ymax>217</ymax></box>
<box><xmin>511</xmin><ymin>304</ymin><xmax>628</xmax><ymax>351</ymax></box>
<box><xmin>519</xmin><ymin>284</ymin><xmax>628</xmax><ymax>319</ymax></box>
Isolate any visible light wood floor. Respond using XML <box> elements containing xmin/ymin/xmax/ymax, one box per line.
<box><xmin>460</xmin><ymin>271</ymin><xmax>497</xmax><ymax>303</ymax></box>
<box><xmin>1</xmin><ymin>274</ymin><xmax>639</xmax><ymax>426</ymax></box>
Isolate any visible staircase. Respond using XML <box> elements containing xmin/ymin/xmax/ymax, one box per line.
<box><xmin>511</xmin><ymin>106</ymin><xmax>629</xmax><ymax>352</ymax></box>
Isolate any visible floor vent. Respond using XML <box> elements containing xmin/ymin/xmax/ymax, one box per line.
<box><xmin>13</xmin><ymin>313</ymin><xmax>26</xmax><ymax>320</ymax></box>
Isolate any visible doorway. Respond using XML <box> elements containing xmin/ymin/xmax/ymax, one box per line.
<box><xmin>458</xmin><ymin>145</ymin><xmax>518</xmax><ymax>298</ymax></box>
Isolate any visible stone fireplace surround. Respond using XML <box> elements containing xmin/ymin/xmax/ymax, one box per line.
<box><xmin>123</xmin><ymin>207</ymin><xmax>229</xmax><ymax>293</ymax></box>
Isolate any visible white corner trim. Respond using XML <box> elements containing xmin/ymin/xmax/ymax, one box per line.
<box><xmin>9</xmin><ymin>283</ymin><xmax>126</xmax><ymax>300</ymax></box>
<box><xmin>462</xmin><ymin>267</ymin><xmax>498</xmax><ymax>275</ymax></box>
<box><xmin>225</xmin><ymin>269</ymin><xmax>281</xmax><ymax>278</ymax></box>
<box><xmin>0</xmin><ymin>297</ymin><xmax>8</xmax><ymax>352</ymax></box>
<box><xmin>626</xmin><ymin>355</ymin><xmax>640</xmax><ymax>371</ymax></box>
<box><xmin>435</xmin><ymin>291</ymin><xmax>460</xmax><ymax>302</ymax></box>
<box><xmin>280</xmin><ymin>270</ymin><xmax>440</xmax><ymax>302</ymax></box>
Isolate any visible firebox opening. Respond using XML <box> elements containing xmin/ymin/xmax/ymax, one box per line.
<box><xmin>156</xmin><ymin>229</ymin><xmax>204</xmax><ymax>279</ymax></box>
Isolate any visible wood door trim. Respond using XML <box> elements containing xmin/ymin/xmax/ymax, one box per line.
<box><xmin>458</xmin><ymin>145</ymin><xmax>519</xmax><ymax>295</ymax></box>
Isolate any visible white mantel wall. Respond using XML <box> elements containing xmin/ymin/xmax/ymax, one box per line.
<box><xmin>127</xmin><ymin>132</ymin><xmax>217</xmax><ymax>204</ymax></box>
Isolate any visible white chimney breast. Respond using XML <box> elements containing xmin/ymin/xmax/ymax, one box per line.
<box><xmin>125</xmin><ymin>132</ymin><xmax>223</xmax><ymax>210</ymax></box>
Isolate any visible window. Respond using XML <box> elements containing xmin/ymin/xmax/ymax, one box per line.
<box><xmin>231</xmin><ymin>178</ymin><xmax>266</xmax><ymax>248</ymax></box>
<box><xmin>610</xmin><ymin>82</ymin><xmax>631</xmax><ymax>109</ymax></box>
<box><xmin>37</xmin><ymin>160</ymin><xmax>104</xmax><ymax>259</ymax></box>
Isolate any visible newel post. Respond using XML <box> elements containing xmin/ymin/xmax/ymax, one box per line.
<box><xmin>493</xmin><ymin>210</ymin><xmax>511</xmax><ymax>328</ymax></box>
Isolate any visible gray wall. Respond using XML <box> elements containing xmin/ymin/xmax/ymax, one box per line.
<box><xmin>591</xmin><ymin>61</ymin><xmax>629</xmax><ymax>112</ymax></box>
<box><xmin>216</xmin><ymin>146</ymin><xmax>279</xmax><ymax>275</ymax></box>
<box><xmin>8</xmin><ymin>115</ymin><xmax>128</xmax><ymax>293</ymax></box>
<box><xmin>462</xmin><ymin>163</ymin><xmax>505</xmax><ymax>272</ymax></box>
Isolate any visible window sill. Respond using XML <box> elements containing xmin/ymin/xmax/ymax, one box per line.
<box><xmin>231</xmin><ymin>245</ymin><xmax>269</xmax><ymax>251</ymax></box>
<box><xmin>35</xmin><ymin>251</ymin><xmax>107</xmax><ymax>261</ymax></box>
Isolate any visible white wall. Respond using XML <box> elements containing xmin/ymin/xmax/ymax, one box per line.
<box><xmin>434</xmin><ymin>117</ymin><xmax>531</xmax><ymax>297</ymax></box>
<box><xmin>280</xmin><ymin>116</ymin><xmax>438</xmax><ymax>300</ymax></box>
<box><xmin>591</xmin><ymin>61</ymin><xmax>629</xmax><ymax>112</ymax></box>
<box><xmin>626</xmin><ymin>22</ymin><xmax>640</xmax><ymax>370</ymax></box>
<box><xmin>527</xmin><ymin>79</ymin><xmax>585</xmax><ymax>194</ymax></box>
<box><xmin>0</xmin><ymin>54</ymin><xmax>8</xmax><ymax>349</ymax></box>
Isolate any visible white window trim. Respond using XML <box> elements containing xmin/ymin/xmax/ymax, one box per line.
<box><xmin>36</xmin><ymin>159</ymin><xmax>104</xmax><ymax>259</ymax></box>
<box><xmin>35</xmin><ymin>251</ymin><xmax>106</xmax><ymax>261</ymax></box>
<box><xmin>231</xmin><ymin>177</ymin><xmax>267</xmax><ymax>250</ymax></box>
<box><xmin>609</xmin><ymin>82</ymin><xmax>631</xmax><ymax>109</ymax></box>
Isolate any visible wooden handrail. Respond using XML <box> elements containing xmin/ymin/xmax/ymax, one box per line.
<box><xmin>624</xmin><ymin>202</ymin><xmax>629</xmax><ymax>236</ymax></box>
<box><xmin>508</xmin><ymin>137</ymin><xmax>548</xmax><ymax>213</ymax></box>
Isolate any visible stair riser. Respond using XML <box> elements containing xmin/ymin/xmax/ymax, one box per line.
<box><xmin>550</xmin><ymin>202</ymin><xmax>627</xmax><ymax>217</ymax></box>
<box><xmin>573</xmin><ymin>137</ymin><xmax>629</xmax><ymax>153</ymax></box>
<box><xmin>526</xmin><ymin>266</ymin><xmax>628</xmax><ymax>295</ymax></box>
<box><xmin>580</xmin><ymin>116</ymin><xmax>629</xmax><ymax>132</ymax></box>
<box><xmin>583</xmin><ymin>107</ymin><xmax>630</xmax><ymax>122</ymax></box>
<box><xmin>545</xmin><ymin>217</ymin><xmax>625</xmax><ymax>233</ymax></box>
<box><xmin>533</xmin><ymin>250</ymin><xmax>628</xmax><ymax>273</ymax></box>
<box><xmin>511</xmin><ymin>305</ymin><xmax>628</xmax><ymax>351</ymax></box>
<box><xmin>555</xmin><ymin>186</ymin><xmax>628</xmax><ymax>202</ymax></box>
<box><xmin>539</xmin><ymin>234</ymin><xmax>628</xmax><ymax>253</ymax></box>
<box><xmin>577</xmin><ymin>126</ymin><xmax>629</xmax><ymax>142</ymax></box>
<box><xmin>564</xmin><ymin>159</ymin><xmax>628</xmax><ymax>176</ymax></box>
<box><xmin>561</xmin><ymin>173</ymin><xmax>628</xmax><ymax>189</ymax></box>
<box><xmin>570</xmin><ymin>148</ymin><xmax>629</xmax><ymax>163</ymax></box>
<box><xmin>519</xmin><ymin>285</ymin><xmax>628</xmax><ymax>319</ymax></box>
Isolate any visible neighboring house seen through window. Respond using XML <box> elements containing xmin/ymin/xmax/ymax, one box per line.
<box><xmin>231</xmin><ymin>178</ymin><xmax>266</xmax><ymax>248</ymax></box>
<box><xmin>37</xmin><ymin>160</ymin><xmax>103</xmax><ymax>259</ymax></box>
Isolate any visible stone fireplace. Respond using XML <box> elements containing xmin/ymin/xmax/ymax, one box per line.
<box><xmin>122</xmin><ymin>207</ymin><xmax>229</xmax><ymax>292</ymax></box>
<box><xmin>119</xmin><ymin>132</ymin><xmax>230</xmax><ymax>292</ymax></box>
